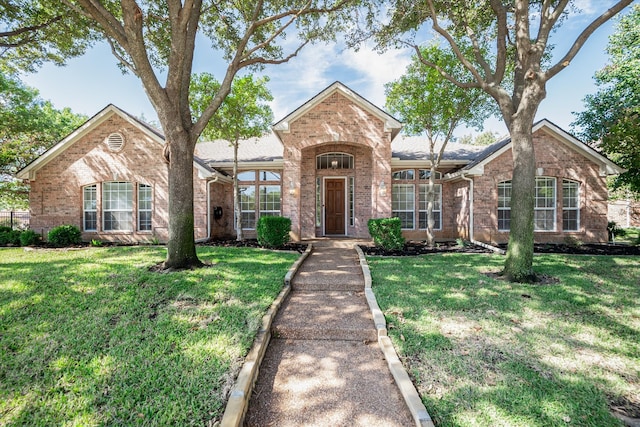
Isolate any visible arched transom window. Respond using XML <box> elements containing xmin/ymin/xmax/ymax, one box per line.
<box><xmin>316</xmin><ymin>153</ymin><xmax>354</xmax><ymax>170</ymax></box>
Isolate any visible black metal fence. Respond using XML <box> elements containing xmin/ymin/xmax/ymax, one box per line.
<box><xmin>0</xmin><ymin>211</ymin><xmax>30</xmax><ymax>229</ymax></box>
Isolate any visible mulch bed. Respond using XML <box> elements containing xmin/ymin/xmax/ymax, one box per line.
<box><xmin>201</xmin><ymin>239</ymin><xmax>307</xmax><ymax>253</ymax></box>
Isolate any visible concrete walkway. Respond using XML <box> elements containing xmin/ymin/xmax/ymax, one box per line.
<box><xmin>244</xmin><ymin>240</ymin><xmax>421</xmax><ymax>426</ymax></box>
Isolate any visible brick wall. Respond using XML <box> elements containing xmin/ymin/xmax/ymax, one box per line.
<box><xmin>28</xmin><ymin>113</ymin><xmax>209</xmax><ymax>243</ymax></box>
<box><xmin>280</xmin><ymin>91</ymin><xmax>393</xmax><ymax>239</ymax></box>
<box><xmin>472</xmin><ymin>128</ymin><xmax>609</xmax><ymax>244</ymax></box>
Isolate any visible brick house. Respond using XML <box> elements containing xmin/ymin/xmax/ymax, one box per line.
<box><xmin>18</xmin><ymin>82</ymin><xmax>623</xmax><ymax>244</ymax></box>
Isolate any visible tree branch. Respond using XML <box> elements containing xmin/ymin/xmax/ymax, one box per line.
<box><xmin>545</xmin><ymin>0</ymin><xmax>634</xmax><ymax>80</ymax></box>
<box><xmin>0</xmin><ymin>16</ymin><xmax>62</xmax><ymax>47</ymax></box>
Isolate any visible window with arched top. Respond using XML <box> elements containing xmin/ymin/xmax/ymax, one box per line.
<box><xmin>316</xmin><ymin>153</ymin><xmax>354</xmax><ymax>170</ymax></box>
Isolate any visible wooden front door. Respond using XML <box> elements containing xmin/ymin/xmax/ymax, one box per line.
<box><xmin>325</xmin><ymin>179</ymin><xmax>345</xmax><ymax>235</ymax></box>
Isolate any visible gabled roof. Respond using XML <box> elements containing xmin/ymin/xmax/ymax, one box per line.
<box><xmin>17</xmin><ymin>104</ymin><xmax>229</xmax><ymax>182</ymax></box>
<box><xmin>196</xmin><ymin>132</ymin><xmax>283</xmax><ymax>168</ymax></box>
<box><xmin>272</xmin><ymin>81</ymin><xmax>403</xmax><ymax>140</ymax></box>
<box><xmin>448</xmin><ymin>119</ymin><xmax>624</xmax><ymax>178</ymax></box>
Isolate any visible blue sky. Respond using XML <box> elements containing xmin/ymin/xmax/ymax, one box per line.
<box><xmin>20</xmin><ymin>2</ymin><xmax>628</xmax><ymax>139</ymax></box>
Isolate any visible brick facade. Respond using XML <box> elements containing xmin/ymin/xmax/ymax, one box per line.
<box><xmin>20</xmin><ymin>85</ymin><xmax>619</xmax><ymax>245</ymax></box>
<box><xmin>471</xmin><ymin>128</ymin><xmax>609</xmax><ymax>243</ymax></box>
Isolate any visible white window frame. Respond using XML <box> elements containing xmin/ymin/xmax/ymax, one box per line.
<box><xmin>83</xmin><ymin>184</ymin><xmax>97</xmax><ymax>231</ymax></box>
<box><xmin>392</xmin><ymin>183</ymin><xmax>415</xmax><ymax>229</ymax></box>
<box><xmin>562</xmin><ymin>180</ymin><xmax>580</xmax><ymax>232</ymax></box>
<box><xmin>534</xmin><ymin>177</ymin><xmax>556</xmax><ymax>231</ymax></box>
<box><xmin>237</xmin><ymin>185</ymin><xmax>256</xmax><ymax>230</ymax></box>
<box><xmin>103</xmin><ymin>182</ymin><xmax>133</xmax><ymax>231</ymax></box>
<box><xmin>392</xmin><ymin>169</ymin><xmax>415</xmax><ymax>180</ymax></box>
<box><xmin>138</xmin><ymin>184</ymin><xmax>153</xmax><ymax>232</ymax></box>
<box><xmin>419</xmin><ymin>183</ymin><xmax>442</xmax><ymax>230</ymax></box>
<box><xmin>497</xmin><ymin>181</ymin><xmax>511</xmax><ymax>231</ymax></box>
<box><xmin>259</xmin><ymin>185</ymin><xmax>281</xmax><ymax>219</ymax></box>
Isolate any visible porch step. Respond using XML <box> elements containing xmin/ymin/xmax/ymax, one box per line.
<box><xmin>272</xmin><ymin>291</ymin><xmax>377</xmax><ymax>342</ymax></box>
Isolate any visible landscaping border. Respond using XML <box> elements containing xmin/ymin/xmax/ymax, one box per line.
<box><xmin>354</xmin><ymin>245</ymin><xmax>435</xmax><ymax>427</ymax></box>
<box><xmin>219</xmin><ymin>244</ymin><xmax>313</xmax><ymax>427</ymax></box>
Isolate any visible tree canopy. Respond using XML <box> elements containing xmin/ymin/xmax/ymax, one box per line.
<box><xmin>573</xmin><ymin>4</ymin><xmax>640</xmax><ymax>195</ymax></box>
<box><xmin>357</xmin><ymin>0</ymin><xmax>634</xmax><ymax>281</ymax></box>
<box><xmin>385</xmin><ymin>43</ymin><xmax>493</xmax><ymax>245</ymax></box>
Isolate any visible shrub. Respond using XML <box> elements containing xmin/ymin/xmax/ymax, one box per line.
<box><xmin>368</xmin><ymin>218</ymin><xmax>405</xmax><ymax>251</ymax></box>
<box><xmin>48</xmin><ymin>225</ymin><xmax>82</xmax><ymax>247</ymax></box>
<box><xmin>607</xmin><ymin>221</ymin><xmax>624</xmax><ymax>241</ymax></box>
<box><xmin>20</xmin><ymin>229</ymin><xmax>40</xmax><ymax>246</ymax></box>
<box><xmin>0</xmin><ymin>228</ymin><xmax>21</xmax><ymax>246</ymax></box>
<box><xmin>257</xmin><ymin>216</ymin><xmax>291</xmax><ymax>248</ymax></box>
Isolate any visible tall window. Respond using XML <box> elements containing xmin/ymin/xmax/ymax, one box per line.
<box><xmin>138</xmin><ymin>184</ymin><xmax>152</xmax><ymax>231</ymax></box>
<box><xmin>497</xmin><ymin>181</ymin><xmax>511</xmax><ymax>231</ymax></box>
<box><xmin>562</xmin><ymin>180</ymin><xmax>580</xmax><ymax>231</ymax></box>
<box><xmin>349</xmin><ymin>177</ymin><xmax>355</xmax><ymax>227</ymax></box>
<box><xmin>259</xmin><ymin>185</ymin><xmax>281</xmax><ymax>218</ymax></box>
<box><xmin>392</xmin><ymin>184</ymin><xmax>415</xmax><ymax>229</ymax></box>
<box><xmin>419</xmin><ymin>184</ymin><xmax>442</xmax><ymax>229</ymax></box>
<box><xmin>83</xmin><ymin>184</ymin><xmax>97</xmax><ymax>231</ymax></box>
<box><xmin>239</xmin><ymin>185</ymin><xmax>256</xmax><ymax>229</ymax></box>
<box><xmin>535</xmin><ymin>177</ymin><xmax>556</xmax><ymax>231</ymax></box>
<box><xmin>103</xmin><ymin>182</ymin><xmax>133</xmax><ymax>231</ymax></box>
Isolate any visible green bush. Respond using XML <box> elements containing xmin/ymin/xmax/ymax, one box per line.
<box><xmin>368</xmin><ymin>218</ymin><xmax>405</xmax><ymax>251</ymax></box>
<box><xmin>48</xmin><ymin>225</ymin><xmax>82</xmax><ymax>247</ymax></box>
<box><xmin>0</xmin><ymin>228</ymin><xmax>21</xmax><ymax>246</ymax></box>
<box><xmin>257</xmin><ymin>216</ymin><xmax>291</xmax><ymax>248</ymax></box>
<box><xmin>19</xmin><ymin>229</ymin><xmax>40</xmax><ymax>246</ymax></box>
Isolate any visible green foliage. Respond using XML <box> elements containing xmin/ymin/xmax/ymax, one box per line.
<box><xmin>607</xmin><ymin>221</ymin><xmax>625</xmax><ymax>241</ymax></box>
<box><xmin>0</xmin><ymin>179</ymin><xmax>29</xmax><ymax>210</ymax></box>
<box><xmin>47</xmin><ymin>224</ymin><xmax>81</xmax><ymax>247</ymax></box>
<box><xmin>0</xmin><ymin>1</ymin><xmax>96</xmax><ymax>73</ymax></box>
<box><xmin>563</xmin><ymin>235</ymin><xmax>583</xmax><ymax>248</ymax></box>
<box><xmin>90</xmin><ymin>239</ymin><xmax>102</xmax><ymax>247</ymax></box>
<box><xmin>573</xmin><ymin>5</ymin><xmax>640</xmax><ymax>194</ymax></box>
<box><xmin>257</xmin><ymin>216</ymin><xmax>291</xmax><ymax>248</ymax></box>
<box><xmin>368</xmin><ymin>218</ymin><xmax>405</xmax><ymax>251</ymax></box>
<box><xmin>0</xmin><ymin>227</ymin><xmax>20</xmax><ymax>245</ymax></box>
<box><xmin>19</xmin><ymin>229</ymin><xmax>39</xmax><ymax>246</ymax></box>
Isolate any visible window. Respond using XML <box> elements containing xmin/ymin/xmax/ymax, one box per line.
<box><xmin>259</xmin><ymin>185</ymin><xmax>281</xmax><ymax>218</ymax></box>
<box><xmin>418</xmin><ymin>169</ymin><xmax>441</xmax><ymax>180</ymax></box>
<box><xmin>316</xmin><ymin>153</ymin><xmax>353</xmax><ymax>169</ymax></box>
<box><xmin>259</xmin><ymin>171</ymin><xmax>281</xmax><ymax>181</ymax></box>
<box><xmin>83</xmin><ymin>184</ymin><xmax>97</xmax><ymax>231</ymax></box>
<box><xmin>392</xmin><ymin>184</ymin><xmax>415</xmax><ymax>229</ymax></box>
<box><xmin>138</xmin><ymin>184</ymin><xmax>152</xmax><ymax>231</ymax></box>
<box><xmin>316</xmin><ymin>178</ymin><xmax>322</xmax><ymax>227</ymax></box>
<box><xmin>392</xmin><ymin>169</ymin><xmax>414</xmax><ymax>180</ymax></box>
<box><xmin>419</xmin><ymin>184</ymin><xmax>442</xmax><ymax>229</ymax></box>
<box><xmin>239</xmin><ymin>185</ymin><xmax>256</xmax><ymax>229</ymax></box>
<box><xmin>535</xmin><ymin>177</ymin><xmax>556</xmax><ymax>231</ymax></box>
<box><xmin>497</xmin><ymin>181</ymin><xmax>511</xmax><ymax>231</ymax></box>
<box><xmin>349</xmin><ymin>177</ymin><xmax>355</xmax><ymax>227</ymax></box>
<box><xmin>237</xmin><ymin>170</ymin><xmax>256</xmax><ymax>181</ymax></box>
<box><xmin>563</xmin><ymin>180</ymin><xmax>580</xmax><ymax>231</ymax></box>
<box><xmin>103</xmin><ymin>182</ymin><xmax>133</xmax><ymax>231</ymax></box>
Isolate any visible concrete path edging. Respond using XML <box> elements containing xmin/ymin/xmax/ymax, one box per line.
<box><xmin>354</xmin><ymin>245</ymin><xmax>435</xmax><ymax>427</ymax></box>
<box><xmin>220</xmin><ymin>244</ymin><xmax>313</xmax><ymax>427</ymax></box>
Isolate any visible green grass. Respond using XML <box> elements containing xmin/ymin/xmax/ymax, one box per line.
<box><xmin>615</xmin><ymin>227</ymin><xmax>640</xmax><ymax>245</ymax></box>
<box><xmin>367</xmin><ymin>253</ymin><xmax>640</xmax><ymax>427</ymax></box>
<box><xmin>0</xmin><ymin>246</ymin><xmax>298</xmax><ymax>426</ymax></box>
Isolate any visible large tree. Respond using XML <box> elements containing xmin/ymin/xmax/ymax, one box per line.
<box><xmin>385</xmin><ymin>44</ymin><xmax>492</xmax><ymax>246</ymax></box>
<box><xmin>362</xmin><ymin>0</ymin><xmax>634</xmax><ymax>281</ymax></box>
<box><xmin>573</xmin><ymin>5</ymin><xmax>640</xmax><ymax>195</ymax></box>
<box><xmin>56</xmin><ymin>0</ymin><xmax>355</xmax><ymax>269</ymax></box>
<box><xmin>190</xmin><ymin>73</ymin><xmax>273</xmax><ymax>241</ymax></box>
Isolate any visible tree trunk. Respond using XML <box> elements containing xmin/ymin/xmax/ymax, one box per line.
<box><xmin>426</xmin><ymin>166</ymin><xmax>436</xmax><ymax>247</ymax></box>
<box><xmin>503</xmin><ymin>114</ymin><xmax>536</xmax><ymax>282</ymax></box>
<box><xmin>164</xmin><ymin>129</ymin><xmax>202</xmax><ymax>269</ymax></box>
<box><xmin>233</xmin><ymin>141</ymin><xmax>243</xmax><ymax>241</ymax></box>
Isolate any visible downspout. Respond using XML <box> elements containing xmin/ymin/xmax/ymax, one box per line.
<box><xmin>461</xmin><ymin>174</ymin><xmax>474</xmax><ymax>242</ymax></box>
<box><xmin>206</xmin><ymin>174</ymin><xmax>220</xmax><ymax>240</ymax></box>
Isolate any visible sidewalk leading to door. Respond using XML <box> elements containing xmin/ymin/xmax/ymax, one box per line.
<box><xmin>243</xmin><ymin>241</ymin><xmax>419</xmax><ymax>426</ymax></box>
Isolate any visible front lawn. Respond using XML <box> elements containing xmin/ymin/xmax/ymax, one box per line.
<box><xmin>0</xmin><ymin>246</ymin><xmax>298</xmax><ymax>426</ymax></box>
<box><xmin>368</xmin><ymin>253</ymin><xmax>640</xmax><ymax>427</ymax></box>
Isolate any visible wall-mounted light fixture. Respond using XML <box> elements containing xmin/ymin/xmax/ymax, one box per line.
<box><xmin>289</xmin><ymin>179</ymin><xmax>296</xmax><ymax>196</ymax></box>
<box><xmin>331</xmin><ymin>159</ymin><xmax>338</xmax><ymax>169</ymax></box>
<box><xmin>379</xmin><ymin>181</ymin><xmax>387</xmax><ymax>197</ymax></box>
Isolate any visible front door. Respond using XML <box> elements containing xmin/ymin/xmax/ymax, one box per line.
<box><xmin>325</xmin><ymin>178</ymin><xmax>345</xmax><ymax>235</ymax></box>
